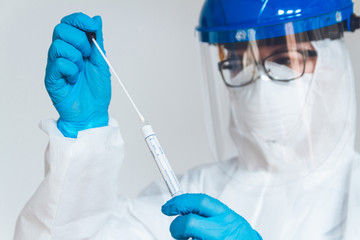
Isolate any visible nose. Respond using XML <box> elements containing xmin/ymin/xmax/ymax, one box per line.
<box><xmin>253</xmin><ymin>64</ymin><xmax>271</xmax><ymax>82</ymax></box>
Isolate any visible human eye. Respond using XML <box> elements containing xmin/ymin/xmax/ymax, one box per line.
<box><xmin>267</xmin><ymin>52</ymin><xmax>300</xmax><ymax>66</ymax></box>
<box><xmin>222</xmin><ymin>59</ymin><xmax>242</xmax><ymax>70</ymax></box>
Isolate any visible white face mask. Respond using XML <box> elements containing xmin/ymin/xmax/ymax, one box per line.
<box><xmin>229</xmin><ymin>65</ymin><xmax>313</xmax><ymax>142</ymax></box>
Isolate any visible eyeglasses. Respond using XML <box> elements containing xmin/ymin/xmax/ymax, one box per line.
<box><xmin>218</xmin><ymin>49</ymin><xmax>318</xmax><ymax>88</ymax></box>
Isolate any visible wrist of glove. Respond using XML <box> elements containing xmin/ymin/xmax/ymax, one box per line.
<box><xmin>57</xmin><ymin>114</ymin><xmax>109</xmax><ymax>138</ymax></box>
<box><xmin>54</xmin><ymin>81</ymin><xmax>109</xmax><ymax>138</ymax></box>
<box><xmin>162</xmin><ymin>193</ymin><xmax>262</xmax><ymax>240</ymax></box>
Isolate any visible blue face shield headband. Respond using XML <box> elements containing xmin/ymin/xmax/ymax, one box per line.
<box><xmin>196</xmin><ymin>0</ymin><xmax>360</xmax><ymax>44</ymax></box>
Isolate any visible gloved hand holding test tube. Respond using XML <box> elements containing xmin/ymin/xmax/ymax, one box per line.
<box><xmin>86</xmin><ymin>32</ymin><xmax>184</xmax><ymax>198</ymax></box>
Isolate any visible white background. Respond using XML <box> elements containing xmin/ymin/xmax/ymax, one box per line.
<box><xmin>0</xmin><ymin>0</ymin><xmax>359</xmax><ymax>239</ymax></box>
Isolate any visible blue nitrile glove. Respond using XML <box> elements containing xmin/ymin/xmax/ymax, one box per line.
<box><xmin>45</xmin><ymin>12</ymin><xmax>111</xmax><ymax>138</ymax></box>
<box><xmin>162</xmin><ymin>193</ymin><xmax>262</xmax><ymax>240</ymax></box>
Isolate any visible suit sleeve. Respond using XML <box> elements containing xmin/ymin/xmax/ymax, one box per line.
<box><xmin>14</xmin><ymin>118</ymin><xmax>135</xmax><ymax>239</ymax></box>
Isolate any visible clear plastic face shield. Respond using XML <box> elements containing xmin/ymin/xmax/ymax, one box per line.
<box><xmin>200</xmin><ymin>22</ymin><xmax>356</xmax><ymax>184</ymax></box>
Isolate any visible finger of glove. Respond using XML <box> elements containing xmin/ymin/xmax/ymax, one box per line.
<box><xmin>53</xmin><ymin>23</ymin><xmax>92</xmax><ymax>58</ymax></box>
<box><xmin>45</xmin><ymin>58</ymin><xmax>79</xmax><ymax>104</ymax></box>
<box><xmin>162</xmin><ymin>193</ymin><xmax>229</xmax><ymax>218</ymax></box>
<box><xmin>170</xmin><ymin>214</ymin><xmax>208</xmax><ymax>240</ymax></box>
<box><xmin>48</xmin><ymin>39</ymin><xmax>84</xmax><ymax>71</ymax></box>
<box><xmin>61</xmin><ymin>12</ymin><xmax>98</xmax><ymax>32</ymax></box>
<box><xmin>89</xmin><ymin>15</ymin><xmax>107</xmax><ymax>67</ymax></box>
<box><xmin>171</xmin><ymin>214</ymin><xmax>255</xmax><ymax>240</ymax></box>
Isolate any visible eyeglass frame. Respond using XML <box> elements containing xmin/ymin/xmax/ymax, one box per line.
<box><xmin>218</xmin><ymin>48</ymin><xmax>318</xmax><ymax>88</ymax></box>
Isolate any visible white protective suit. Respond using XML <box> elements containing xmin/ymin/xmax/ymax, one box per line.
<box><xmin>14</xmin><ymin>39</ymin><xmax>360</xmax><ymax>239</ymax></box>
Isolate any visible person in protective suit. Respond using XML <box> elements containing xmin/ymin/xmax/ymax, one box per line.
<box><xmin>14</xmin><ymin>0</ymin><xmax>360</xmax><ymax>239</ymax></box>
